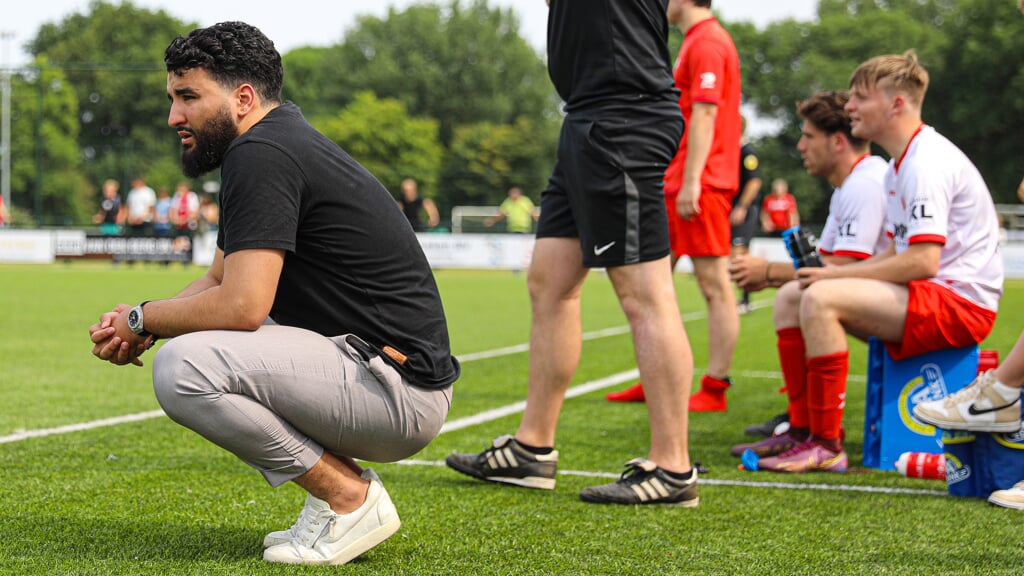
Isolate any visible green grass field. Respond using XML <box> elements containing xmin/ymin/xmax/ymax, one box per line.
<box><xmin>2</xmin><ymin>263</ymin><xmax>1023</xmax><ymax>575</ymax></box>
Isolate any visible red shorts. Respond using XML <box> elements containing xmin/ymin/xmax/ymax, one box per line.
<box><xmin>665</xmin><ymin>188</ymin><xmax>734</xmax><ymax>257</ymax></box>
<box><xmin>885</xmin><ymin>280</ymin><xmax>997</xmax><ymax>361</ymax></box>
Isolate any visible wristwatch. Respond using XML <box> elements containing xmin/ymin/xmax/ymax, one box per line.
<box><xmin>127</xmin><ymin>301</ymin><xmax>152</xmax><ymax>337</ymax></box>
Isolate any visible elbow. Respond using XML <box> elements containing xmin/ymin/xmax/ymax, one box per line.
<box><xmin>920</xmin><ymin>260</ymin><xmax>940</xmax><ymax>279</ymax></box>
<box><xmin>231</xmin><ymin>298</ymin><xmax>272</xmax><ymax>331</ymax></box>
<box><xmin>238</xmin><ymin>307</ymin><xmax>271</xmax><ymax>331</ymax></box>
<box><xmin>908</xmin><ymin>255</ymin><xmax>940</xmax><ymax>280</ymax></box>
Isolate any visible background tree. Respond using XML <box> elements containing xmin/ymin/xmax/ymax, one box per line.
<box><xmin>315</xmin><ymin>0</ymin><xmax>558</xmax><ymax>145</ymax></box>
<box><xmin>27</xmin><ymin>1</ymin><xmax>189</xmax><ymax>190</ymax></box>
<box><xmin>927</xmin><ymin>0</ymin><xmax>1024</xmax><ymax>202</ymax></box>
<box><xmin>442</xmin><ymin>115</ymin><xmax>558</xmax><ymax>209</ymax></box>
<box><xmin>731</xmin><ymin>2</ymin><xmax>949</xmax><ymax>224</ymax></box>
<box><xmin>8</xmin><ymin>60</ymin><xmax>90</xmax><ymax>225</ymax></box>
<box><xmin>317</xmin><ymin>91</ymin><xmax>443</xmax><ymax>205</ymax></box>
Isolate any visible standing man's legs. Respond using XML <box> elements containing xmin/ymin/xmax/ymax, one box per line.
<box><xmin>606</xmin><ymin>256</ymin><xmax>693</xmax><ymax>472</ymax></box>
<box><xmin>515</xmin><ymin>237</ymin><xmax>589</xmax><ymax>447</ymax></box>
<box><xmin>689</xmin><ymin>255</ymin><xmax>739</xmax><ymax>410</ymax></box>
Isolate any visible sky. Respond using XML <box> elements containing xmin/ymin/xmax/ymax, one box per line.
<box><xmin>1</xmin><ymin>0</ymin><xmax>819</xmax><ymax>68</ymax></box>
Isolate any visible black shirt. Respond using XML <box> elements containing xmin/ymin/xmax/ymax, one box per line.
<box><xmin>547</xmin><ymin>0</ymin><xmax>679</xmax><ymax>112</ymax></box>
<box><xmin>737</xmin><ymin>143</ymin><xmax>762</xmax><ymax>206</ymax></box>
<box><xmin>400</xmin><ymin>196</ymin><xmax>426</xmax><ymax>232</ymax></box>
<box><xmin>217</xmin><ymin>103</ymin><xmax>459</xmax><ymax>389</ymax></box>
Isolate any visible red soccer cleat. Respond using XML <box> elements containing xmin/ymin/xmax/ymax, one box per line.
<box><xmin>688</xmin><ymin>375</ymin><xmax>731</xmax><ymax>412</ymax></box>
<box><xmin>606</xmin><ymin>382</ymin><xmax>646</xmax><ymax>402</ymax></box>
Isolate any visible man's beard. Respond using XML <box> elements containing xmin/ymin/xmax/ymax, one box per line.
<box><xmin>180</xmin><ymin>106</ymin><xmax>238</xmax><ymax>178</ymax></box>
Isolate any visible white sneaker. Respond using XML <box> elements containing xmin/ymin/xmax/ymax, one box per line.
<box><xmin>912</xmin><ymin>370</ymin><xmax>1022</xmax><ymax>433</ymax></box>
<box><xmin>262</xmin><ymin>469</ymin><xmax>401</xmax><ymax>565</ymax></box>
<box><xmin>989</xmin><ymin>480</ymin><xmax>1024</xmax><ymax>510</ymax></box>
<box><xmin>262</xmin><ymin>468</ymin><xmax>384</xmax><ymax>548</ymax></box>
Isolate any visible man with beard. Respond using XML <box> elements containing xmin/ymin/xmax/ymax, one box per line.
<box><xmin>87</xmin><ymin>22</ymin><xmax>459</xmax><ymax>565</ymax></box>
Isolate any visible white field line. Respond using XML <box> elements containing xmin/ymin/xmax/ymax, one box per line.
<box><xmin>0</xmin><ymin>410</ymin><xmax>165</xmax><ymax>445</ymax></box>
<box><xmin>398</xmin><ymin>458</ymin><xmax>947</xmax><ymax>497</ymax></box>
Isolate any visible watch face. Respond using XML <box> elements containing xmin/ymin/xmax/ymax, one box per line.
<box><xmin>128</xmin><ymin>308</ymin><xmax>141</xmax><ymax>331</ymax></box>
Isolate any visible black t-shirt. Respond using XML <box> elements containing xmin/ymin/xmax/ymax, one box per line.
<box><xmin>100</xmin><ymin>195</ymin><xmax>122</xmax><ymax>224</ymax></box>
<box><xmin>400</xmin><ymin>196</ymin><xmax>425</xmax><ymax>231</ymax></box>
<box><xmin>547</xmin><ymin>0</ymin><xmax>679</xmax><ymax>113</ymax></box>
<box><xmin>736</xmin><ymin>143</ymin><xmax>762</xmax><ymax>207</ymax></box>
<box><xmin>217</xmin><ymin>103</ymin><xmax>459</xmax><ymax>389</ymax></box>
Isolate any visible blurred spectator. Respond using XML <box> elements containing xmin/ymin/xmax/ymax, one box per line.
<box><xmin>0</xmin><ymin>195</ymin><xmax>9</xmax><ymax>228</ymax></box>
<box><xmin>485</xmin><ymin>187</ymin><xmax>538</xmax><ymax>233</ymax></box>
<box><xmin>170</xmin><ymin>181</ymin><xmax>200</xmax><ymax>233</ymax></box>
<box><xmin>398</xmin><ymin>178</ymin><xmax>439</xmax><ymax>231</ymax></box>
<box><xmin>126</xmin><ymin>176</ymin><xmax>156</xmax><ymax>236</ymax></box>
<box><xmin>198</xmin><ymin>192</ymin><xmax>219</xmax><ymax>233</ymax></box>
<box><xmin>92</xmin><ymin>179</ymin><xmax>125</xmax><ymax>235</ymax></box>
<box><xmin>760</xmin><ymin>179</ymin><xmax>799</xmax><ymax>236</ymax></box>
<box><xmin>153</xmin><ymin>186</ymin><xmax>173</xmax><ymax>236</ymax></box>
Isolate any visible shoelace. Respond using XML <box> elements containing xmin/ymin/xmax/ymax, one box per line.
<box><xmin>617</xmin><ymin>459</ymin><xmax>657</xmax><ymax>483</ymax></box>
<box><xmin>774</xmin><ymin>439</ymin><xmax>817</xmax><ymax>459</ymax></box>
<box><xmin>294</xmin><ymin>508</ymin><xmax>334</xmax><ymax>547</ymax></box>
<box><xmin>939</xmin><ymin>373</ymin><xmax>991</xmax><ymax>406</ymax></box>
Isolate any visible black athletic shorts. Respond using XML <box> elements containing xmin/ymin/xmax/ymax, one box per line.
<box><xmin>536</xmin><ymin>105</ymin><xmax>683</xmax><ymax>268</ymax></box>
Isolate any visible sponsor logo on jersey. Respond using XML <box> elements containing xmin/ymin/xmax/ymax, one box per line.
<box><xmin>699</xmin><ymin>72</ymin><xmax>717</xmax><ymax>90</ymax></box>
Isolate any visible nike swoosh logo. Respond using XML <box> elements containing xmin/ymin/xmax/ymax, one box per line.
<box><xmin>594</xmin><ymin>241</ymin><xmax>616</xmax><ymax>256</ymax></box>
<box><xmin>966</xmin><ymin>400</ymin><xmax>1020</xmax><ymax>416</ymax></box>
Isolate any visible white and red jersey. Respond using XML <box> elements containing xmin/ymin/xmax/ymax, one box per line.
<box><xmin>885</xmin><ymin>125</ymin><xmax>1003</xmax><ymax>311</ymax></box>
<box><xmin>818</xmin><ymin>155</ymin><xmax>889</xmax><ymax>259</ymax></box>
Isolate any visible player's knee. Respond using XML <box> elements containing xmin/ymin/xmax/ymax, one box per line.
<box><xmin>152</xmin><ymin>336</ymin><xmax>217</xmax><ymax>424</ymax></box>
<box><xmin>798</xmin><ymin>282</ymin><xmax>838</xmax><ymax>319</ymax></box>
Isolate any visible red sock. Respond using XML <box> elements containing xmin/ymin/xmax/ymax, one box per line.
<box><xmin>777</xmin><ymin>328</ymin><xmax>809</xmax><ymax>429</ymax></box>
<box><xmin>807</xmin><ymin>350</ymin><xmax>849</xmax><ymax>442</ymax></box>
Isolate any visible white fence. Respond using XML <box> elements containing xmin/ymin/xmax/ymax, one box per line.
<box><xmin>2</xmin><ymin>228</ymin><xmax>1023</xmax><ymax>279</ymax></box>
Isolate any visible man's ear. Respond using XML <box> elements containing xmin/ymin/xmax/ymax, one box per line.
<box><xmin>890</xmin><ymin>93</ymin><xmax>906</xmax><ymax>118</ymax></box>
<box><xmin>236</xmin><ymin>84</ymin><xmax>258</xmax><ymax>117</ymax></box>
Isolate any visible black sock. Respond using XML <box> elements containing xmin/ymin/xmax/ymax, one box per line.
<box><xmin>515</xmin><ymin>440</ymin><xmax>554</xmax><ymax>455</ymax></box>
<box><xmin>662</xmin><ymin>468</ymin><xmax>694</xmax><ymax>481</ymax></box>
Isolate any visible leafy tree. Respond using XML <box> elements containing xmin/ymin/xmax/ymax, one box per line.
<box><xmin>313</xmin><ymin>0</ymin><xmax>558</xmax><ymax>145</ymax></box>
<box><xmin>316</xmin><ymin>91</ymin><xmax>443</xmax><ymax>203</ymax></box>
<box><xmin>9</xmin><ymin>60</ymin><xmax>91</xmax><ymax>225</ymax></box>
<box><xmin>442</xmin><ymin>115</ymin><xmax>559</xmax><ymax>209</ymax></box>
<box><xmin>281</xmin><ymin>46</ymin><xmax>335</xmax><ymax>114</ymax></box>
<box><xmin>728</xmin><ymin>3</ymin><xmax>950</xmax><ymax>224</ymax></box>
<box><xmin>27</xmin><ymin>0</ymin><xmax>189</xmax><ymax>189</ymax></box>
<box><xmin>927</xmin><ymin>0</ymin><xmax>1024</xmax><ymax>202</ymax></box>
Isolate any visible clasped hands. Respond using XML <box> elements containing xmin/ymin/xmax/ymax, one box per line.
<box><xmin>89</xmin><ymin>304</ymin><xmax>153</xmax><ymax>367</ymax></box>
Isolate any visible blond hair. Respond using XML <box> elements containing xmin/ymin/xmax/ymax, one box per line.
<box><xmin>849</xmin><ymin>50</ymin><xmax>929</xmax><ymax>108</ymax></box>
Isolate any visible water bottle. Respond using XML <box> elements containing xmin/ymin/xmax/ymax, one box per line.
<box><xmin>895</xmin><ymin>452</ymin><xmax>946</xmax><ymax>480</ymax></box>
<box><xmin>782</xmin><ymin>226</ymin><xmax>823</xmax><ymax>269</ymax></box>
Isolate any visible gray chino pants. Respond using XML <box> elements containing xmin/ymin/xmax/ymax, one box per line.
<box><xmin>152</xmin><ymin>323</ymin><xmax>451</xmax><ymax>487</ymax></box>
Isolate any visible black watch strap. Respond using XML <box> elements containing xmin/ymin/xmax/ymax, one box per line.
<box><xmin>137</xmin><ymin>300</ymin><xmax>153</xmax><ymax>338</ymax></box>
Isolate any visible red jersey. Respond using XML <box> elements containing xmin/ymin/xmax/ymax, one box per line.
<box><xmin>762</xmin><ymin>193</ymin><xmax>798</xmax><ymax>230</ymax></box>
<box><xmin>664</xmin><ymin>17</ymin><xmax>741</xmax><ymax>194</ymax></box>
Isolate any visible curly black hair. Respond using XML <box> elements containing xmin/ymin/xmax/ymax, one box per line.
<box><xmin>164</xmin><ymin>21</ymin><xmax>283</xmax><ymax>104</ymax></box>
